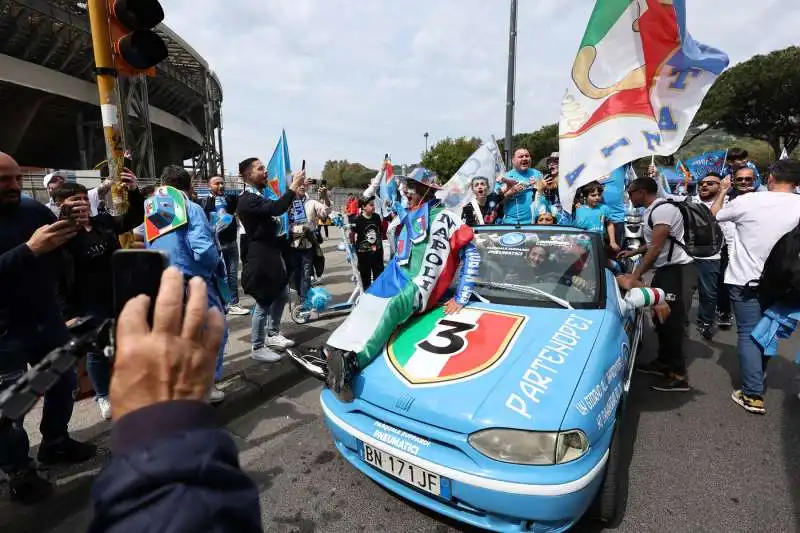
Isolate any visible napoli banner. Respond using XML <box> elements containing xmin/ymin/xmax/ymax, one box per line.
<box><xmin>558</xmin><ymin>0</ymin><xmax>729</xmax><ymax>212</ymax></box>
<box><xmin>684</xmin><ymin>150</ymin><xmax>726</xmax><ymax>179</ymax></box>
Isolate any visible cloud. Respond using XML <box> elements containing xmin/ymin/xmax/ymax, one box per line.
<box><xmin>163</xmin><ymin>0</ymin><xmax>800</xmax><ymax>175</ymax></box>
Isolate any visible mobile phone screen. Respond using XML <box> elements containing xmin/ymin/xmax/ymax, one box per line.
<box><xmin>112</xmin><ymin>249</ymin><xmax>169</xmax><ymax>325</ymax></box>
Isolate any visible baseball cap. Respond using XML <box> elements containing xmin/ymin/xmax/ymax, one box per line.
<box><xmin>43</xmin><ymin>171</ymin><xmax>65</xmax><ymax>188</ymax></box>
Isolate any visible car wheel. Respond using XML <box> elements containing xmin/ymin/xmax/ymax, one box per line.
<box><xmin>591</xmin><ymin>426</ymin><xmax>621</xmax><ymax>525</ymax></box>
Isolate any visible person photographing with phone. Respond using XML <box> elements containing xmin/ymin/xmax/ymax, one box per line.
<box><xmin>53</xmin><ymin>175</ymin><xmax>143</xmax><ymax>420</ymax></box>
<box><xmin>236</xmin><ymin>158</ymin><xmax>306</xmax><ymax>363</ymax></box>
<box><xmin>0</xmin><ymin>151</ymin><xmax>96</xmax><ymax>504</ymax></box>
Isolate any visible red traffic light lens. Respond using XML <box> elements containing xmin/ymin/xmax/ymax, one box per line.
<box><xmin>117</xmin><ymin>30</ymin><xmax>168</xmax><ymax>70</ymax></box>
<box><xmin>113</xmin><ymin>0</ymin><xmax>165</xmax><ymax>29</ymax></box>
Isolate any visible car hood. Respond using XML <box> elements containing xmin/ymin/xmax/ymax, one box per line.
<box><xmin>354</xmin><ymin>302</ymin><xmax>606</xmax><ymax>435</ymax></box>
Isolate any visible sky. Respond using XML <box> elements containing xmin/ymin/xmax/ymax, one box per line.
<box><xmin>162</xmin><ymin>0</ymin><xmax>800</xmax><ymax>176</ymax></box>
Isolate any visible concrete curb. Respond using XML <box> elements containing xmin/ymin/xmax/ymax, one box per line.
<box><xmin>213</xmin><ymin>357</ymin><xmax>311</xmax><ymax>426</ymax></box>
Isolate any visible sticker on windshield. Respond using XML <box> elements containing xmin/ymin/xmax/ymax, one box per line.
<box><xmin>387</xmin><ymin>307</ymin><xmax>527</xmax><ymax>386</ymax></box>
<box><xmin>498</xmin><ymin>232</ymin><xmax>526</xmax><ymax>247</ymax></box>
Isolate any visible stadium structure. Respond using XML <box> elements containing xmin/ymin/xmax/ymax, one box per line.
<box><xmin>0</xmin><ymin>0</ymin><xmax>224</xmax><ymax>189</ymax></box>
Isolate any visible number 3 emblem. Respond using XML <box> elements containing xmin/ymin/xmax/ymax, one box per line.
<box><xmin>417</xmin><ymin>320</ymin><xmax>475</xmax><ymax>355</ymax></box>
<box><xmin>387</xmin><ymin>308</ymin><xmax>527</xmax><ymax>386</ymax></box>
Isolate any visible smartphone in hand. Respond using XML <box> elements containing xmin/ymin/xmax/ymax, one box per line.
<box><xmin>112</xmin><ymin>249</ymin><xmax>169</xmax><ymax>326</ymax></box>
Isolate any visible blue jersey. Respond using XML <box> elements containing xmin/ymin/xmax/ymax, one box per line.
<box><xmin>498</xmin><ymin>168</ymin><xmax>542</xmax><ymax>224</ymax></box>
<box><xmin>574</xmin><ymin>204</ymin><xmax>610</xmax><ymax>234</ymax></box>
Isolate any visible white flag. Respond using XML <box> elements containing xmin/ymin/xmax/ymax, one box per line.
<box><xmin>557</xmin><ymin>0</ymin><xmax>729</xmax><ymax>213</ymax></box>
<box><xmin>436</xmin><ymin>137</ymin><xmax>506</xmax><ymax>215</ymax></box>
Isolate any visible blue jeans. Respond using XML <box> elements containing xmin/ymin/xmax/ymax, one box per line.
<box><xmin>0</xmin><ymin>367</ymin><xmax>76</xmax><ymax>474</ymax></box>
<box><xmin>251</xmin><ymin>286</ymin><xmax>288</xmax><ymax>349</ymax></box>
<box><xmin>208</xmin><ymin>286</ymin><xmax>229</xmax><ymax>381</ymax></box>
<box><xmin>221</xmin><ymin>243</ymin><xmax>240</xmax><ymax>305</ymax></box>
<box><xmin>696</xmin><ymin>259</ymin><xmax>720</xmax><ymax>325</ymax></box>
<box><xmin>728</xmin><ymin>285</ymin><xmax>767</xmax><ymax>397</ymax></box>
<box><xmin>290</xmin><ymin>247</ymin><xmax>315</xmax><ymax>305</ymax></box>
<box><xmin>86</xmin><ymin>352</ymin><xmax>110</xmax><ymax>399</ymax></box>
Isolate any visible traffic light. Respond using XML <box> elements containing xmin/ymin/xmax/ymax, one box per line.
<box><xmin>108</xmin><ymin>0</ymin><xmax>168</xmax><ymax>76</ymax></box>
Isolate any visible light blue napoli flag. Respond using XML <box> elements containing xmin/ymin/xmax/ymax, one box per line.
<box><xmin>684</xmin><ymin>150</ymin><xmax>726</xmax><ymax>179</ymax></box>
<box><xmin>267</xmin><ymin>129</ymin><xmax>292</xmax><ymax>235</ymax></box>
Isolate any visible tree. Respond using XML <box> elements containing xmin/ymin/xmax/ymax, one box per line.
<box><xmin>321</xmin><ymin>160</ymin><xmax>377</xmax><ymax>189</ymax></box>
<box><xmin>696</xmin><ymin>46</ymin><xmax>800</xmax><ymax>156</ymax></box>
<box><xmin>497</xmin><ymin>123</ymin><xmax>559</xmax><ymax>169</ymax></box>
<box><xmin>420</xmin><ymin>137</ymin><xmax>482</xmax><ymax>180</ymax></box>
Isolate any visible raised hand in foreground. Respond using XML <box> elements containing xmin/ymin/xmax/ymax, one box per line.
<box><xmin>111</xmin><ymin>266</ymin><xmax>225</xmax><ymax>420</ymax></box>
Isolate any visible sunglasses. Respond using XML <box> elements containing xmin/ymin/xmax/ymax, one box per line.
<box><xmin>734</xmin><ymin>177</ymin><xmax>755</xmax><ymax>183</ymax></box>
<box><xmin>698</xmin><ymin>181</ymin><xmax>720</xmax><ymax>187</ymax></box>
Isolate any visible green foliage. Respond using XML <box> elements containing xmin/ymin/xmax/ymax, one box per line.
<box><xmin>497</xmin><ymin>123</ymin><xmax>560</xmax><ymax>169</ymax></box>
<box><xmin>321</xmin><ymin>160</ymin><xmax>377</xmax><ymax>189</ymax></box>
<box><xmin>420</xmin><ymin>137</ymin><xmax>482</xmax><ymax>180</ymax></box>
<box><xmin>696</xmin><ymin>46</ymin><xmax>800</xmax><ymax>156</ymax></box>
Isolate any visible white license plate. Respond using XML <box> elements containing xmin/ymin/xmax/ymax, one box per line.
<box><xmin>359</xmin><ymin>441</ymin><xmax>450</xmax><ymax>498</ymax></box>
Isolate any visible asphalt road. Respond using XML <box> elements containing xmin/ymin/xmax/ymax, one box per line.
<box><xmin>45</xmin><ymin>308</ymin><xmax>800</xmax><ymax>533</ymax></box>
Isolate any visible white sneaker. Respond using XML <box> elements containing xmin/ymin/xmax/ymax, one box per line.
<box><xmin>209</xmin><ymin>386</ymin><xmax>225</xmax><ymax>404</ymax></box>
<box><xmin>265</xmin><ymin>334</ymin><xmax>295</xmax><ymax>349</ymax></box>
<box><xmin>97</xmin><ymin>396</ymin><xmax>112</xmax><ymax>420</ymax></box>
<box><xmin>227</xmin><ymin>305</ymin><xmax>250</xmax><ymax>316</ymax></box>
<box><xmin>251</xmin><ymin>347</ymin><xmax>283</xmax><ymax>363</ymax></box>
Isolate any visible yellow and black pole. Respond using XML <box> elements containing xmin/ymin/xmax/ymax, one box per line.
<box><xmin>86</xmin><ymin>0</ymin><xmax>128</xmax><ymax>215</ymax></box>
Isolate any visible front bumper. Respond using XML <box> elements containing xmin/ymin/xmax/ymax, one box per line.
<box><xmin>320</xmin><ymin>390</ymin><xmax>610</xmax><ymax>533</ymax></box>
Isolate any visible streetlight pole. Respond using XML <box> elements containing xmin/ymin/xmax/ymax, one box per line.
<box><xmin>504</xmin><ymin>0</ymin><xmax>518</xmax><ymax>169</ymax></box>
<box><xmin>424</xmin><ymin>132</ymin><xmax>429</xmax><ymax>155</ymax></box>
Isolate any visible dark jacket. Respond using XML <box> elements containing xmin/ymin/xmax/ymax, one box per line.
<box><xmin>0</xmin><ymin>198</ymin><xmax>69</xmax><ymax>372</ymax></box>
<box><xmin>58</xmin><ymin>189</ymin><xmax>144</xmax><ymax>320</ymax></box>
<box><xmin>88</xmin><ymin>401</ymin><xmax>262</xmax><ymax>533</ymax></box>
<box><xmin>236</xmin><ymin>189</ymin><xmax>296</xmax><ymax>305</ymax></box>
<box><xmin>202</xmin><ymin>193</ymin><xmax>240</xmax><ymax>246</ymax></box>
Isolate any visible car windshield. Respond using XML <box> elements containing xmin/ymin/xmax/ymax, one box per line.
<box><xmin>468</xmin><ymin>227</ymin><xmax>603</xmax><ymax>308</ymax></box>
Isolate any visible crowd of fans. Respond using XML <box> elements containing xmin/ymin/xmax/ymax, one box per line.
<box><xmin>0</xmin><ymin>144</ymin><xmax>798</xmax><ymax>526</ymax></box>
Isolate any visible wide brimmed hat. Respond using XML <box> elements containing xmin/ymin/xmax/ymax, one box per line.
<box><xmin>405</xmin><ymin>167</ymin><xmax>441</xmax><ymax>190</ymax></box>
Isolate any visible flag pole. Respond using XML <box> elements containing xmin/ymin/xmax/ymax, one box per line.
<box><xmin>504</xmin><ymin>0</ymin><xmax>518</xmax><ymax>168</ymax></box>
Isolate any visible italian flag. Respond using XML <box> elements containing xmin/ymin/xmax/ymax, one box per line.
<box><xmin>558</xmin><ymin>0</ymin><xmax>729</xmax><ymax>213</ymax></box>
<box><xmin>388</xmin><ymin>307</ymin><xmax>525</xmax><ymax>384</ymax></box>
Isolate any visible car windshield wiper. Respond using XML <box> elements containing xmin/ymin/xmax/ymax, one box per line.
<box><xmin>475</xmin><ymin>281</ymin><xmax>573</xmax><ymax>309</ymax></box>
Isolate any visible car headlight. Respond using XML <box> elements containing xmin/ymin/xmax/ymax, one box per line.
<box><xmin>468</xmin><ymin>429</ymin><xmax>589</xmax><ymax>465</ymax></box>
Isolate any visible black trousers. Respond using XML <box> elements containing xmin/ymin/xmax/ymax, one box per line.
<box><xmin>651</xmin><ymin>263</ymin><xmax>697</xmax><ymax>376</ymax></box>
<box><xmin>357</xmin><ymin>251</ymin><xmax>384</xmax><ymax>291</ymax></box>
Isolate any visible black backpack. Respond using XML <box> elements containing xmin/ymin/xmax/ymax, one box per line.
<box><xmin>648</xmin><ymin>199</ymin><xmax>724</xmax><ymax>260</ymax></box>
<box><xmin>758</xmin><ymin>223</ymin><xmax>800</xmax><ymax>309</ymax></box>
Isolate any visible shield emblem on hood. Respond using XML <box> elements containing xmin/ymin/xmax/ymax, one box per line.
<box><xmin>387</xmin><ymin>307</ymin><xmax>527</xmax><ymax>385</ymax></box>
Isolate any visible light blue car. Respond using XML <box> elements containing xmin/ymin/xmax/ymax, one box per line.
<box><xmin>298</xmin><ymin>225</ymin><xmax>654</xmax><ymax>532</ymax></box>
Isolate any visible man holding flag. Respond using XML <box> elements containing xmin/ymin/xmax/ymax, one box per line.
<box><xmin>236</xmin><ymin>157</ymin><xmax>305</xmax><ymax>363</ymax></box>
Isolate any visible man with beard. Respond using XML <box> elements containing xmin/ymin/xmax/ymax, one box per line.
<box><xmin>236</xmin><ymin>158</ymin><xmax>305</xmax><ymax>363</ymax></box>
<box><xmin>461</xmin><ymin>175</ymin><xmax>503</xmax><ymax>226</ymax></box>
<box><xmin>0</xmin><ymin>152</ymin><xmax>96</xmax><ymax>503</ymax></box>
<box><xmin>533</xmin><ymin>152</ymin><xmax>571</xmax><ymax>225</ymax></box>
<box><xmin>689</xmin><ymin>172</ymin><xmax>732</xmax><ymax>339</ymax></box>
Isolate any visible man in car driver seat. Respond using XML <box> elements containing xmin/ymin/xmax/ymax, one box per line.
<box><xmin>323</xmin><ymin>168</ymin><xmax>481</xmax><ymax>401</ymax></box>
